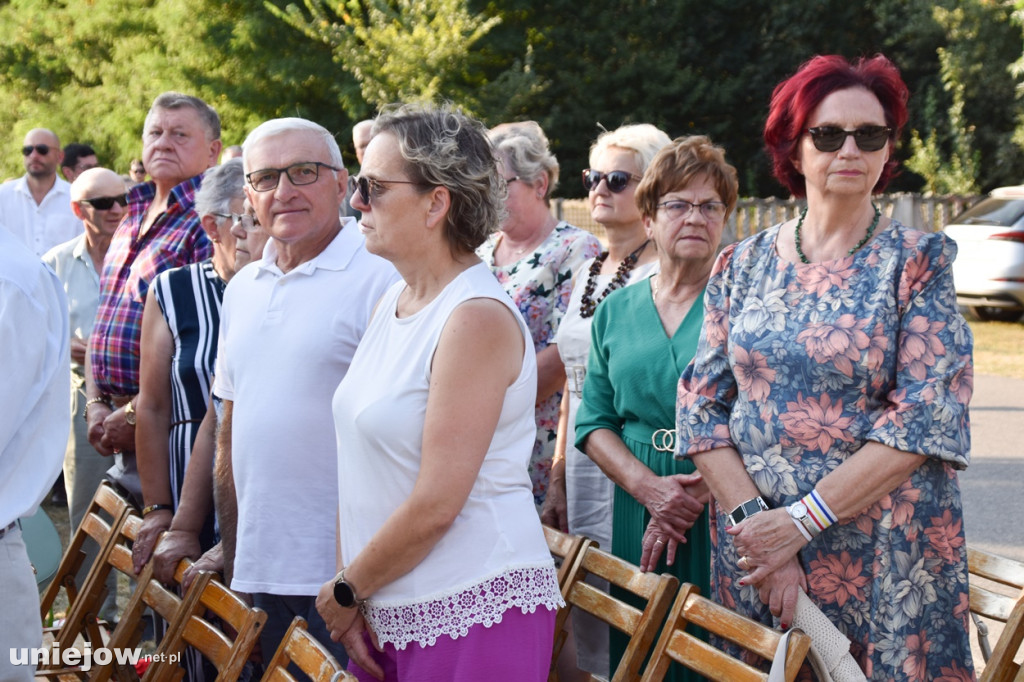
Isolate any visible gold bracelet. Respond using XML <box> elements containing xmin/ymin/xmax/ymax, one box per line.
<box><xmin>83</xmin><ymin>396</ymin><xmax>111</xmax><ymax>418</ymax></box>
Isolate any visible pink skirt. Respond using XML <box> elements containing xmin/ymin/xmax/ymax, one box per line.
<box><xmin>348</xmin><ymin>606</ymin><xmax>556</xmax><ymax>682</ymax></box>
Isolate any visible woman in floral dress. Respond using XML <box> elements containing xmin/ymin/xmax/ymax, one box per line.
<box><xmin>479</xmin><ymin>121</ymin><xmax>601</xmax><ymax>506</ymax></box>
<box><xmin>675</xmin><ymin>54</ymin><xmax>975</xmax><ymax>681</ymax></box>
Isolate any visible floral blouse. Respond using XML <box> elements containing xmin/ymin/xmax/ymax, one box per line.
<box><xmin>677</xmin><ymin>220</ymin><xmax>976</xmax><ymax>681</ymax></box>
<box><xmin>478</xmin><ymin>220</ymin><xmax>602</xmax><ymax>505</ymax></box>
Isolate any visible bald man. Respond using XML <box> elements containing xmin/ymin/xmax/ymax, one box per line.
<box><xmin>42</xmin><ymin>167</ymin><xmax>127</xmax><ymax>623</ymax></box>
<box><xmin>0</xmin><ymin>128</ymin><xmax>83</xmax><ymax>255</ymax></box>
<box><xmin>352</xmin><ymin>119</ymin><xmax>373</xmax><ymax>165</ymax></box>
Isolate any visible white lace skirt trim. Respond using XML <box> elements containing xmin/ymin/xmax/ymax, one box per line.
<box><xmin>362</xmin><ymin>563</ymin><xmax>564</xmax><ymax>650</ymax></box>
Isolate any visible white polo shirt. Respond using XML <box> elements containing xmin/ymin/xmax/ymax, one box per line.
<box><xmin>0</xmin><ymin>176</ymin><xmax>83</xmax><ymax>256</ymax></box>
<box><xmin>42</xmin><ymin>232</ymin><xmax>100</xmax><ymax>385</ymax></box>
<box><xmin>214</xmin><ymin>219</ymin><xmax>399</xmax><ymax>595</ymax></box>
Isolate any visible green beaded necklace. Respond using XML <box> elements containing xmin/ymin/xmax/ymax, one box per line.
<box><xmin>794</xmin><ymin>204</ymin><xmax>881</xmax><ymax>264</ymax></box>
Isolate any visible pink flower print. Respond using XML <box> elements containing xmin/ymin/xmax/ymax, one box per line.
<box><xmin>733</xmin><ymin>347</ymin><xmax>776</xmax><ymax>401</ymax></box>
<box><xmin>890</xmin><ymin>481</ymin><xmax>921</xmax><ymax>529</ymax></box>
<box><xmin>934</xmin><ymin>661</ymin><xmax>975</xmax><ymax>682</ymax></box>
<box><xmin>780</xmin><ymin>392</ymin><xmax>855</xmax><ymax>453</ymax></box>
<box><xmin>797</xmin><ymin>260</ymin><xmax>857</xmax><ymax>297</ymax></box>
<box><xmin>898</xmin><ymin>249</ymin><xmax>935</xmax><ymax>304</ymax></box>
<box><xmin>924</xmin><ymin>509</ymin><xmax>965</xmax><ymax>564</ymax></box>
<box><xmin>899</xmin><ymin>316</ymin><xmax>947</xmax><ymax>381</ymax></box>
<box><xmin>796</xmin><ymin>314</ymin><xmax>870</xmax><ymax>377</ymax></box>
<box><xmin>808</xmin><ymin>551</ymin><xmax>869</xmax><ymax>606</ymax></box>
<box><xmin>866</xmin><ymin>323</ymin><xmax>889</xmax><ymax>373</ymax></box>
<box><xmin>703</xmin><ymin>305</ymin><xmax>729</xmax><ymax>349</ymax></box>
<box><xmin>902</xmin><ymin>631</ymin><xmax>931</xmax><ymax>682</ymax></box>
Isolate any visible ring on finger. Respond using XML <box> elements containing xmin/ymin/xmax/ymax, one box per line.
<box><xmin>653</xmin><ymin>539</ymin><xmax>664</xmax><ymax>546</ymax></box>
<box><xmin>739</xmin><ymin>555</ymin><xmax>752</xmax><ymax>570</ymax></box>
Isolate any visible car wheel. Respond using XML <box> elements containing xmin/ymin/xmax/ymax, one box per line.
<box><xmin>969</xmin><ymin>306</ymin><xmax>1024</xmax><ymax>322</ymax></box>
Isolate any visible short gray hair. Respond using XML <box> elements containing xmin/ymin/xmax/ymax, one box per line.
<box><xmin>487</xmin><ymin>121</ymin><xmax>559</xmax><ymax>201</ymax></box>
<box><xmin>194</xmin><ymin>158</ymin><xmax>244</xmax><ymax>219</ymax></box>
<box><xmin>242</xmin><ymin>118</ymin><xmax>344</xmax><ymax>170</ymax></box>
<box><xmin>372</xmin><ymin>103</ymin><xmax>504</xmax><ymax>254</ymax></box>
<box><xmin>147</xmin><ymin>92</ymin><xmax>221</xmax><ymax>141</ymax></box>
<box><xmin>589</xmin><ymin>123</ymin><xmax>671</xmax><ymax>176</ymax></box>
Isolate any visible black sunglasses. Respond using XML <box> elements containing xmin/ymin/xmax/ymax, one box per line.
<box><xmin>79</xmin><ymin>193</ymin><xmax>129</xmax><ymax>211</ymax></box>
<box><xmin>806</xmin><ymin>125</ymin><xmax>892</xmax><ymax>153</ymax></box>
<box><xmin>351</xmin><ymin>175</ymin><xmax>429</xmax><ymax>206</ymax></box>
<box><xmin>22</xmin><ymin>144</ymin><xmax>52</xmax><ymax>156</ymax></box>
<box><xmin>582</xmin><ymin>169</ymin><xmax>640</xmax><ymax>193</ymax></box>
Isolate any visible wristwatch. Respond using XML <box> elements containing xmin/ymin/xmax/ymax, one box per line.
<box><xmin>124</xmin><ymin>399</ymin><xmax>137</xmax><ymax>426</ymax></box>
<box><xmin>333</xmin><ymin>568</ymin><xmax>365</xmax><ymax>608</ymax></box>
<box><xmin>787</xmin><ymin>500</ymin><xmax>818</xmax><ymax>537</ymax></box>
<box><xmin>727</xmin><ymin>496</ymin><xmax>769</xmax><ymax>526</ymax></box>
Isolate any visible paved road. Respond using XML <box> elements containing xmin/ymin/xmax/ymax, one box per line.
<box><xmin>961</xmin><ymin>374</ymin><xmax>1024</xmax><ymax>562</ymax></box>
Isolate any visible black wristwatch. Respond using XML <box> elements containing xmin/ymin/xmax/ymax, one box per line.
<box><xmin>333</xmin><ymin>568</ymin><xmax>365</xmax><ymax>608</ymax></box>
<box><xmin>727</xmin><ymin>496</ymin><xmax>770</xmax><ymax>527</ymax></box>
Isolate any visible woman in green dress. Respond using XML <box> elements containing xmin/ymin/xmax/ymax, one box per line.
<box><xmin>574</xmin><ymin>135</ymin><xmax>737</xmax><ymax>680</ymax></box>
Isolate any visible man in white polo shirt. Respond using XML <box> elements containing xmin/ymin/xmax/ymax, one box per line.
<box><xmin>211</xmin><ymin>117</ymin><xmax>398</xmax><ymax>668</ymax></box>
<box><xmin>0</xmin><ymin>225</ymin><xmax>70</xmax><ymax>682</ymax></box>
<box><xmin>0</xmin><ymin>128</ymin><xmax>83</xmax><ymax>255</ymax></box>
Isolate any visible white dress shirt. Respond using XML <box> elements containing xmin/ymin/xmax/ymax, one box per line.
<box><xmin>0</xmin><ymin>175</ymin><xmax>83</xmax><ymax>256</ymax></box>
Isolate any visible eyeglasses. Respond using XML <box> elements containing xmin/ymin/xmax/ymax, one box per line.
<box><xmin>806</xmin><ymin>125</ymin><xmax>892</xmax><ymax>153</ymax></box>
<box><xmin>351</xmin><ymin>175</ymin><xmax>429</xmax><ymax>206</ymax></box>
<box><xmin>78</xmin><ymin>194</ymin><xmax>129</xmax><ymax>211</ymax></box>
<box><xmin>582</xmin><ymin>169</ymin><xmax>640</xmax><ymax>193</ymax></box>
<box><xmin>656</xmin><ymin>199</ymin><xmax>727</xmax><ymax>222</ymax></box>
<box><xmin>22</xmin><ymin>144</ymin><xmax>52</xmax><ymax>156</ymax></box>
<box><xmin>214</xmin><ymin>213</ymin><xmax>260</xmax><ymax>232</ymax></box>
<box><xmin>245</xmin><ymin>161</ymin><xmax>339</xmax><ymax>192</ymax></box>
<box><xmin>504</xmin><ymin>176</ymin><xmax>521</xmax><ymax>184</ymax></box>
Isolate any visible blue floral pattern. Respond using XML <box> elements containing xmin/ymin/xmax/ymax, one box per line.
<box><xmin>677</xmin><ymin>220</ymin><xmax>976</xmax><ymax>681</ymax></box>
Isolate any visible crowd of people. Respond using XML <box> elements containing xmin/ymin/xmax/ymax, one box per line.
<box><xmin>0</xmin><ymin>51</ymin><xmax>978</xmax><ymax>682</ymax></box>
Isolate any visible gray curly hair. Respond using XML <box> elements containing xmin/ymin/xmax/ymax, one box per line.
<box><xmin>487</xmin><ymin>121</ymin><xmax>559</xmax><ymax>202</ymax></box>
<box><xmin>372</xmin><ymin>103</ymin><xmax>505</xmax><ymax>254</ymax></box>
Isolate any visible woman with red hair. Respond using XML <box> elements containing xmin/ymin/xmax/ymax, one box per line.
<box><xmin>674</xmin><ymin>54</ymin><xmax>975</xmax><ymax>680</ymax></box>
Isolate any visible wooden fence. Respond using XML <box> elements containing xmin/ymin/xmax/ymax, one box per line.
<box><xmin>551</xmin><ymin>192</ymin><xmax>982</xmax><ymax>246</ymax></box>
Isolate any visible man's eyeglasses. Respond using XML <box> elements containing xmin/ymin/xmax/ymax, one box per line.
<box><xmin>213</xmin><ymin>213</ymin><xmax>260</xmax><ymax>232</ymax></box>
<box><xmin>656</xmin><ymin>199</ymin><xmax>727</xmax><ymax>222</ymax></box>
<box><xmin>246</xmin><ymin>161</ymin><xmax>339</xmax><ymax>192</ymax></box>
<box><xmin>78</xmin><ymin>194</ymin><xmax>129</xmax><ymax>211</ymax></box>
<box><xmin>806</xmin><ymin>125</ymin><xmax>892</xmax><ymax>153</ymax></box>
<box><xmin>582</xmin><ymin>169</ymin><xmax>641</xmax><ymax>194</ymax></box>
<box><xmin>22</xmin><ymin>144</ymin><xmax>52</xmax><ymax>156</ymax></box>
<box><xmin>351</xmin><ymin>175</ymin><xmax>429</xmax><ymax>206</ymax></box>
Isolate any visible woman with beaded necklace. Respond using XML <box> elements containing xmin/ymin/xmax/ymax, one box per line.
<box><xmin>478</xmin><ymin>121</ymin><xmax>601</xmax><ymax>508</ymax></box>
<box><xmin>540</xmin><ymin>123</ymin><xmax>667</xmax><ymax>679</ymax></box>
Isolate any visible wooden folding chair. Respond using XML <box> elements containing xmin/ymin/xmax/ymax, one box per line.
<box><xmin>967</xmin><ymin>546</ymin><xmax>1024</xmax><ymax>682</ymax></box>
<box><xmin>40</xmin><ymin>481</ymin><xmax>133</xmax><ymax>629</ymax></box>
<box><xmin>543</xmin><ymin>524</ymin><xmax>592</xmax><ymax>592</ymax></box>
<box><xmin>147</xmin><ymin>562</ymin><xmax>267</xmax><ymax>682</ymax></box>
<box><xmin>550</xmin><ymin>543</ymin><xmax>678</xmax><ymax>682</ymax></box>
<box><xmin>638</xmin><ymin>583</ymin><xmax>810</xmax><ymax>682</ymax></box>
<box><xmin>260</xmin><ymin>616</ymin><xmax>356</xmax><ymax>682</ymax></box>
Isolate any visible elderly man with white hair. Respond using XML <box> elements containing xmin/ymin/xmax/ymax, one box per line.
<box><xmin>213</xmin><ymin>117</ymin><xmax>398</xmax><ymax>665</ymax></box>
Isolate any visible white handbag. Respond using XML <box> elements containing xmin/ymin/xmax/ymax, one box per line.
<box><xmin>767</xmin><ymin>591</ymin><xmax>867</xmax><ymax>682</ymax></box>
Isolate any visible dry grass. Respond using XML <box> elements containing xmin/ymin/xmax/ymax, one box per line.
<box><xmin>968</xmin><ymin>317</ymin><xmax>1024</xmax><ymax>379</ymax></box>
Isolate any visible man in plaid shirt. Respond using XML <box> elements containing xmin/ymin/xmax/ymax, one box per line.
<box><xmin>83</xmin><ymin>92</ymin><xmax>221</xmax><ymax>517</ymax></box>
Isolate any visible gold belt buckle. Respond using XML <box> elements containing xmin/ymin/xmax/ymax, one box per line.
<box><xmin>652</xmin><ymin>429</ymin><xmax>676</xmax><ymax>453</ymax></box>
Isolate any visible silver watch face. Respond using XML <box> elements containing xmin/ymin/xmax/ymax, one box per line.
<box><xmin>789</xmin><ymin>501</ymin><xmax>808</xmax><ymax>519</ymax></box>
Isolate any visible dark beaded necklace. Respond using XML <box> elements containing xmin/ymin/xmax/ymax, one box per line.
<box><xmin>579</xmin><ymin>240</ymin><xmax>650</xmax><ymax>318</ymax></box>
<box><xmin>794</xmin><ymin>204</ymin><xmax>881</xmax><ymax>264</ymax></box>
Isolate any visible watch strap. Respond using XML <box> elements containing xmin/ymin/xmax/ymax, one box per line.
<box><xmin>727</xmin><ymin>496</ymin><xmax>769</xmax><ymax>526</ymax></box>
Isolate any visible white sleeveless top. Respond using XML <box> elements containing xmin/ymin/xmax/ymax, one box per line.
<box><xmin>333</xmin><ymin>262</ymin><xmax>563</xmax><ymax>649</ymax></box>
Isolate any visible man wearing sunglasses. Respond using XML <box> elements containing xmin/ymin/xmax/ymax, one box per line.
<box><xmin>41</xmin><ymin>167</ymin><xmax>127</xmax><ymax>623</ymax></box>
<box><xmin>84</xmin><ymin>92</ymin><xmax>221</xmax><ymax>512</ymax></box>
<box><xmin>60</xmin><ymin>143</ymin><xmax>99</xmax><ymax>183</ymax></box>
<box><xmin>0</xmin><ymin>128</ymin><xmax>82</xmax><ymax>256</ymax></box>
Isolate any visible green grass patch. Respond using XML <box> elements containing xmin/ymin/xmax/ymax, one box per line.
<box><xmin>969</xmin><ymin>318</ymin><xmax>1024</xmax><ymax>379</ymax></box>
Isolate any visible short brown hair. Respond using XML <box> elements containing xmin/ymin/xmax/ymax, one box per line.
<box><xmin>635</xmin><ymin>135</ymin><xmax>738</xmax><ymax>220</ymax></box>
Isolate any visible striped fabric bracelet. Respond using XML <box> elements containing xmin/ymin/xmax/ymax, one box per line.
<box><xmin>800</xmin><ymin>489</ymin><xmax>838</xmax><ymax>533</ymax></box>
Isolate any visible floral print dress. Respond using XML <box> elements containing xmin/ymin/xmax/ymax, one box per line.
<box><xmin>479</xmin><ymin>221</ymin><xmax>602</xmax><ymax>505</ymax></box>
<box><xmin>677</xmin><ymin>220</ymin><xmax>976</xmax><ymax>681</ymax></box>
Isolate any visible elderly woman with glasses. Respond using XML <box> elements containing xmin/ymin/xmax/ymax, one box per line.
<box><xmin>575</xmin><ymin>135</ymin><xmax>737</xmax><ymax>682</ymax></box>
<box><xmin>476</xmin><ymin>121</ymin><xmax>601</xmax><ymax>508</ymax></box>
<box><xmin>132</xmin><ymin>158</ymin><xmax>246</xmax><ymax>574</ymax></box>
<box><xmin>316</xmin><ymin>104</ymin><xmax>562</xmax><ymax>681</ymax></box>
<box><xmin>677</xmin><ymin>55</ymin><xmax>975</xmax><ymax>679</ymax></box>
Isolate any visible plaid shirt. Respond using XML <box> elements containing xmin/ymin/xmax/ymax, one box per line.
<box><xmin>90</xmin><ymin>174</ymin><xmax>211</xmax><ymax>396</ymax></box>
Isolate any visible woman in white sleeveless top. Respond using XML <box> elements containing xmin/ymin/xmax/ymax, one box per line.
<box><xmin>316</xmin><ymin>103</ymin><xmax>563</xmax><ymax>681</ymax></box>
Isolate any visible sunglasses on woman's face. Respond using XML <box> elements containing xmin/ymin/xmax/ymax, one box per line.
<box><xmin>806</xmin><ymin>125</ymin><xmax>892</xmax><ymax>153</ymax></box>
<box><xmin>582</xmin><ymin>169</ymin><xmax>641</xmax><ymax>193</ymax></box>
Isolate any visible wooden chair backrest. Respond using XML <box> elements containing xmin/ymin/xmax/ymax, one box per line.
<box><xmin>640</xmin><ymin>583</ymin><xmax>810</xmax><ymax>682</ymax></box>
<box><xmin>40</xmin><ymin>481</ymin><xmax>132</xmax><ymax>627</ymax></box>
<box><xmin>969</xmin><ymin>547</ymin><xmax>1024</xmax><ymax>682</ymax></box>
<box><xmin>260</xmin><ymin>617</ymin><xmax>356</xmax><ymax>682</ymax></box>
<box><xmin>552</xmin><ymin>543</ymin><xmax>678</xmax><ymax>682</ymax></box>
<box><xmin>543</xmin><ymin>524</ymin><xmax>591</xmax><ymax>592</ymax></box>
<box><xmin>149</xmin><ymin>560</ymin><xmax>266</xmax><ymax>682</ymax></box>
